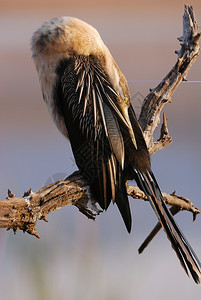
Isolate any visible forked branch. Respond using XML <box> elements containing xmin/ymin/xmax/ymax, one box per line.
<box><xmin>139</xmin><ymin>5</ymin><xmax>201</xmax><ymax>153</ymax></box>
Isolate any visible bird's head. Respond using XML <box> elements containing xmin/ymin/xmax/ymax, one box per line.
<box><xmin>31</xmin><ymin>17</ymin><xmax>106</xmax><ymax>58</ymax></box>
<box><xmin>31</xmin><ymin>17</ymin><xmax>129</xmax><ymax>98</ymax></box>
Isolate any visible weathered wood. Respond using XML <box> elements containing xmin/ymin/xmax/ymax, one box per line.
<box><xmin>1</xmin><ymin>173</ymin><xmax>200</xmax><ymax>238</ymax></box>
<box><xmin>0</xmin><ymin>172</ymin><xmax>101</xmax><ymax>238</ymax></box>
<box><xmin>139</xmin><ymin>5</ymin><xmax>201</xmax><ymax>153</ymax></box>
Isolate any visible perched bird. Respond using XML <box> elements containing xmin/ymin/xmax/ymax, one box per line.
<box><xmin>31</xmin><ymin>17</ymin><xmax>201</xmax><ymax>283</ymax></box>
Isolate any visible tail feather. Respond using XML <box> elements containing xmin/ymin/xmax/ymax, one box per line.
<box><xmin>115</xmin><ymin>183</ymin><xmax>132</xmax><ymax>233</ymax></box>
<box><xmin>134</xmin><ymin>168</ymin><xmax>201</xmax><ymax>284</ymax></box>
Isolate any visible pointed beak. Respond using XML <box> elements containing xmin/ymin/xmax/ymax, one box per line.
<box><xmin>118</xmin><ymin>97</ymin><xmax>138</xmax><ymax>150</ymax></box>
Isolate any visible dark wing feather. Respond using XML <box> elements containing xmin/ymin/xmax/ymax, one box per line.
<box><xmin>102</xmin><ymin>102</ymin><xmax>125</xmax><ymax>169</ymax></box>
<box><xmin>56</xmin><ymin>55</ymin><xmax>132</xmax><ymax>232</ymax></box>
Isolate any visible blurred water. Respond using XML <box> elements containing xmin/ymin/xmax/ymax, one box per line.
<box><xmin>1</xmin><ymin>2</ymin><xmax>201</xmax><ymax>299</ymax></box>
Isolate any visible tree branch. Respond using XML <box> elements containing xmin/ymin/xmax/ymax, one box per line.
<box><xmin>1</xmin><ymin>173</ymin><xmax>200</xmax><ymax>239</ymax></box>
<box><xmin>138</xmin><ymin>5</ymin><xmax>201</xmax><ymax>153</ymax></box>
<box><xmin>0</xmin><ymin>172</ymin><xmax>102</xmax><ymax>238</ymax></box>
<box><xmin>0</xmin><ymin>5</ymin><xmax>200</xmax><ymax>242</ymax></box>
<box><xmin>127</xmin><ymin>185</ymin><xmax>201</xmax><ymax>254</ymax></box>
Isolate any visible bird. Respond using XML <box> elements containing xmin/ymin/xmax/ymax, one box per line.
<box><xmin>31</xmin><ymin>17</ymin><xmax>201</xmax><ymax>284</ymax></box>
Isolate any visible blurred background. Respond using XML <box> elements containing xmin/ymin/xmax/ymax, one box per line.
<box><xmin>1</xmin><ymin>0</ymin><xmax>201</xmax><ymax>299</ymax></box>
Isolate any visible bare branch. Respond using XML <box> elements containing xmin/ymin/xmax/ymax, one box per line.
<box><xmin>138</xmin><ymin>5</ymin><xmax>201</xmax><ymax>151</ymax></box>
<box><xmin>0</xmin><ymin>172</ymin><xmax>102</xmax><ymax>238</ymax></box>
<box><xmin>138</xmin><ymin>206</ymin><xmax>183</xmax><ymax>254</ymax></box>
<box><xmin>137</xmin><ymin>192</ymin><xmax>201</xmax><ymax>254</ymax></box>
<box><xmin>127</xmin><ymin>184</ymin><xmax>201</xmax><ymax>253</ymax></box>
<box><xmin>1</xmin><ymin>175</ymin><xmax>200</xmax><ymax>238</ymax></box>
<box><xmin>127</xmin><ymin>186</ymin><xmax>201</xmax><ymax>216</ymax></box>
<box><xmin>149</xmin><ymin>113</ymin><xmax>173</xmax><ymax>155</ymax></box>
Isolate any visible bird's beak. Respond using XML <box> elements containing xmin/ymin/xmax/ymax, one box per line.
<box><xmin>118</xmin><ymin>97</ymin><xmax>138</xmax><ymax>150</ymax></box>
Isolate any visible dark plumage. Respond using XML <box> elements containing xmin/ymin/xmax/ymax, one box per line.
<box><xmin>31</xmin><ymin>17</ymin><xmax>201</xmax><ymax>284</ymax></box>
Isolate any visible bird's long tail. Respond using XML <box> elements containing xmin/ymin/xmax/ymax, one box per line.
<box><xmin>133</xmin><ymin>168</ymin><xmax>201</xmax><ymax>284</ymax></box>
